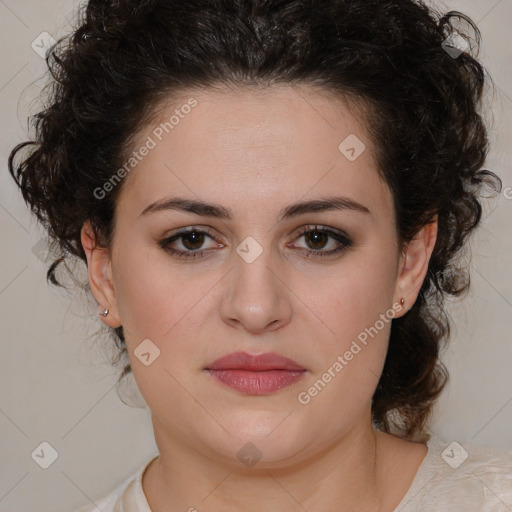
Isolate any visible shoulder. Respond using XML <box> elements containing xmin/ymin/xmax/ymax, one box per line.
<box><xmin>395</xmin><ymin>433</ymin><xmax>512</xmax><ymax>511</ymax></box>
<box><xmin>73</xmin><ymin>455</ymin><xmax>157</xmax><ymax>512</ymax></box>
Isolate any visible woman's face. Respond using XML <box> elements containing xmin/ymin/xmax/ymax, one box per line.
<box><xmin>83</xmin><ymin>85</ymin><xmax>434</xmax><ymax>467</ymax></box>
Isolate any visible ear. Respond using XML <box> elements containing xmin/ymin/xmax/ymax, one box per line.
<box><xmin>393</xmin><ymin>215</ymin><xmax>438</xmax><ymax>318</ymax></box>
<box><xmin>81</xmin><ymin>220</ymin><xmax>122</xmax><ymax>328</ymax></box>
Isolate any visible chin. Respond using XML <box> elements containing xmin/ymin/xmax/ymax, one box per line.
<box><xmin>208</xmin><ymin>417</ymin><xmax>307</xmax><ymax>467</ymax></box>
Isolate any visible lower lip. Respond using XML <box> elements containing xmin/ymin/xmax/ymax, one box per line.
<box><xmin>206</xmin><ymin>369</ymin><xmax>307</xmax><ymax>395</ymax></box>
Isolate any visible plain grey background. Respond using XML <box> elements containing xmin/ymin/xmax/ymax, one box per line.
<box><xmin>1</xmin><ymin>0</ymin><xmax>511</xmax><ymax>511</ymax></box>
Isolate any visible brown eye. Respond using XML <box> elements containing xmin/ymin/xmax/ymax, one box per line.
<box><xmin>180</xmin><ymin>231</ymin><xmax>207</xmax><ymax>250</ymax></box>
<box><xmin>291</xmin><ymin>225</ymin><xmax>353</xmax><ymax>258</ymax></box>
<box><xmin>303</xmin><ymin>229</ymin><xmax>330</xmax><ymax>250</ymax></box>
<box><xmin>158</xmin><ymin>227</ymin><xmax>221</xmax><ymax>260</ymax></box>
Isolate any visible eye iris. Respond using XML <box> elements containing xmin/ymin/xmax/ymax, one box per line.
<box><xmin>305</xmin><ymin>230</ymin><xmax>328</xmax><ymax>250</ymax></box>
<box><xmin>182</xmin><ymin>231</ymin><xmax>205</xmax><ymax>250</ymax></box>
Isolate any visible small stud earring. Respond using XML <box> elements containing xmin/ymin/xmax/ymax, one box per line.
<box><xmin>100</xmin><ymin>308</ymin><xmax>109</xmax><ymax>317</ymax></box>
<box><xmin>400</xmin><ymin>298</ymin><xmax>405</xmax><ymax>309</ymax></box>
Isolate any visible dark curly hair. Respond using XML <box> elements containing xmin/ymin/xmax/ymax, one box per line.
<box><xmin>8</xmin><ymin>0</ymin><xmax>502</xmax><ymax>441</ymax></box>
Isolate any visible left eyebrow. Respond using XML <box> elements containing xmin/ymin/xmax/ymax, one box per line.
<box><xmin>138</xmin><ymin>196</ymin><xmax>371</xmax><ymax>220</ymax></box>
<box><xmin>278</xmin><ymin>196</ymin><xmax>370</xmax><ymax>220</ymax></box>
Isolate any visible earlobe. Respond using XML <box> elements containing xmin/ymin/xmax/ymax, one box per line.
<box><xmin>80</xmin><ymin>220</ymin><xmax>122</xmax><ymax>327</ymax></box>
<box><xmin>393</xmin><ymin>215</ymin><xmax>438</xmax><ymax>316</ymax></box>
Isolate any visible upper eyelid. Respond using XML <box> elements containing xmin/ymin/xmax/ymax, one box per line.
<box><xmin>294</xmin><ymin>225</ymin><xmax>349</xmax><ymax>237</ymax></box>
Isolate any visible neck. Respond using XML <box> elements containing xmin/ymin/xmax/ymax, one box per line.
<box><xmin>143</xmin><ymin>416</ymin><xmax>393</xmax><ymax>512</ymax></box>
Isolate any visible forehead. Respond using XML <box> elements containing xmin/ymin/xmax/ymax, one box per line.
<box><xmin>114</xmin><ymin>84</ymin><xmax>392</xmax><ymax>223</ymax></box>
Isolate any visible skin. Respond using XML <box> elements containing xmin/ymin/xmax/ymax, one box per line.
<box><xmin>81</xmin><ymin>84</ymin><xmax>437</xmax><ymax>512</ymax></box>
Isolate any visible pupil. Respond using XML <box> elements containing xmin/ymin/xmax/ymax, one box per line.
<box><xmin>183</xmin><ymin>231</ymin><xmax>204</xmax><ymax>250</ymax></box>
<box><xmin>306</xmin><ymin>230</ymin><xmax>327</xmax><ymax>249</ymax></box>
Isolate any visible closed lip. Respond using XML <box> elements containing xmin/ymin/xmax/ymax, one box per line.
<box><xmin>205</xmin><ymin>351</ymin><xmax>306</xmax><ymax>371</ymax></box>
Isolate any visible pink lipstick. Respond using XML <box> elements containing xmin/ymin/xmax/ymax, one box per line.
<box><xmin>205</xmin><ymin>351</ymin><xmax>307</xmax><ymax>395</ymax></box>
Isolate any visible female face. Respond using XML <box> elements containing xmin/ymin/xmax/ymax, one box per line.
<box><xmin>82</xmin><ymin>85</ymin><xmax>436</xmax><ymax>468</ymax></box>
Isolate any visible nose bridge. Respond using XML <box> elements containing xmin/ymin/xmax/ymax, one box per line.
<box><xmin>220</xmin><ymin>234</ymin><xmax>292</xmax><ymax>332</ymax></box>
<box><xmin>233</xmin><ymin>234</ymin><xmax>278</xmax><ymax>302</ymax></box>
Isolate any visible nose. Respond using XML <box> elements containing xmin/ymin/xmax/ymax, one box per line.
<box><xmin>219</xmin><ymin>245</ymin><xmax>293</xmax><ymax>335</ymax></box>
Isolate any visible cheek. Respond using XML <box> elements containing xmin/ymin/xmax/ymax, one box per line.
<box><xmin>295</xmin><ymin>250</ymin><xmax>397</xmax><ymax>403</ymax></box>
<box><xmin>112</xmin><ymin>243</ymin><xmax>189</xmax><ymax>326</ymax></box>
<box><xmin>112</xmin><ymin>247</ymin><xmax>219</xmax><ymax>369</ymax></box>
<box><xmin>295</xmin><ymin>278</ymin><xmax>393</xmax><ymax>429</ymax></box>
<box><xmin>305</xmin><ymin>257</ymin><xmax>397</xmax><ymax>342</ymax></box>
<box><xmin>111</xmin><ymin>250</ymin><xmax>201</xmax><ymax>412</ymax></box>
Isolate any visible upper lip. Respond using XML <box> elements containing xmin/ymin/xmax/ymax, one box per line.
<box><xmin>206</xmin><ymin>351</ymin><xmax>306</xmax><ymax>371</ymax></box>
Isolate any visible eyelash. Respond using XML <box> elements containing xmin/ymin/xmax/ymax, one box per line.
<box><xmin>158</xmin><ymin>225</ymin><xmax>353</xmax><ymax>260</ymax></box>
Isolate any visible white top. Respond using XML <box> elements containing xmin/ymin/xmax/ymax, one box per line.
<box><xmin>76</xmin><ymin>434</ymin><xmax>512</xmax><ymax>511</ymax></box>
